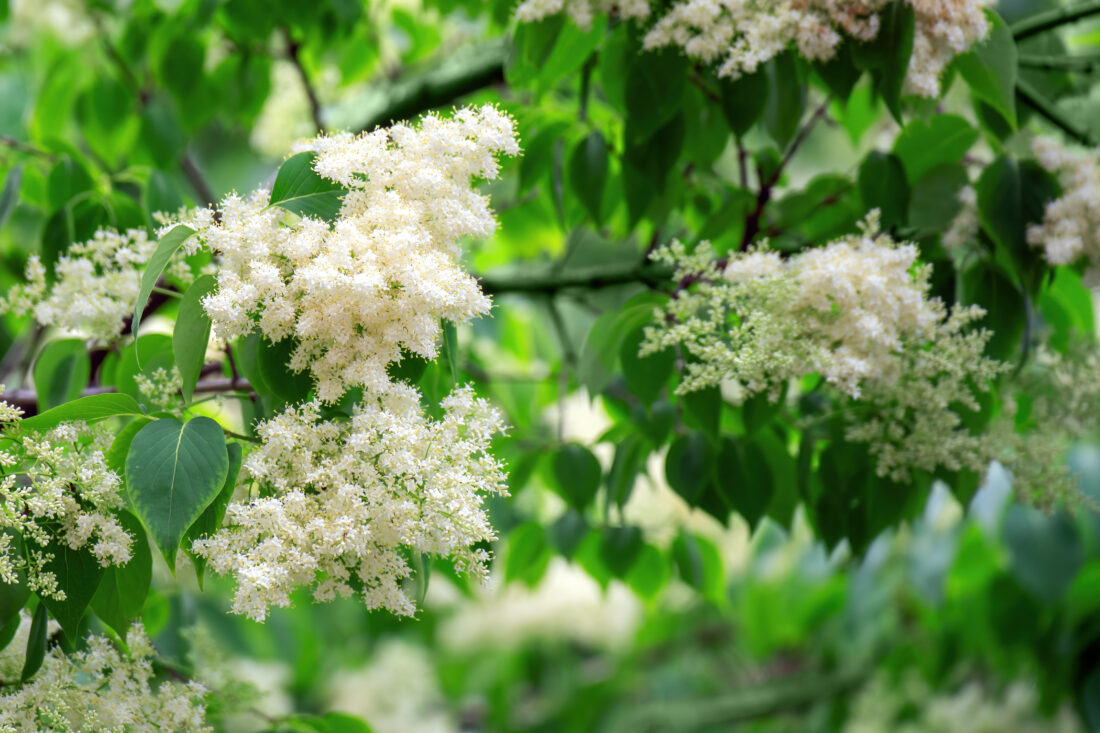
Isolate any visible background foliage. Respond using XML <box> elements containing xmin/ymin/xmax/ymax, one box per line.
<box><xmin>1</xmin><ymin>0</ymin><xmax>1100</xmax><ymax>730</ymax></box>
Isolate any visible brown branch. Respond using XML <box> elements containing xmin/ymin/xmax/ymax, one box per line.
<box><xmin>739</xmin><ymin>97</ymin><xmax>831</xmax><ymax>252</ymax></box>
<box><xmin>3</xmin><ymin>377</ymin><xmax>254</xmax><ymax>417</ymax></box>
<box><xmin>0</xmin><ymin>136</ymin><xmax>55</xmax><ymax>162</ymax></box>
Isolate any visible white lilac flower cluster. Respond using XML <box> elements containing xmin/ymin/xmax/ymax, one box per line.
<box><xmin>193</xmin><ymin>383</ymin><xmax>507</xmax><ymax>622</ymax></box>
<box><xmin>0</xmin><ymin>397</ymin><xmax>132</xmax><ymax>600</ymax></box>
<box><xmin>0</xmin><ymin>227</ymin><xmax>198</xmax><ymax>342</ymax></box>
<box><xmin>188</xmin><ymin>104</ymin><xmax>520</xmax><ymax>403</ymax></box>
<box><xmin>516</xmin><ymin>0</ymin><xmax>992</xmax><ymax>98</ymax></box>
<box><xmin>1027</xmin><ymin>137</ymin><xmax>1100</xmax><ymax>288</ymax></box>
<box><xmin>183</xmin><ymin>106</ymin><xmax>517</xmax><ymax>621</ymax></box>
<box><xmin>644</xmin><ymin>215</ymin><xmax>946</xmax><ymax>400</ymax></box>
<box><xmin>642</xmin><ymin>217</ymin><xmax>1010</xmax><ymax>483</ymax></box>
<box><xmin>0</xmin><ymin>616</ymin><xmax>210</xmax><ymax>732</ymax></box>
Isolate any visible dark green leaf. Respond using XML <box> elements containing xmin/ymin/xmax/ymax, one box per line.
<box><xmin>624</xmin><ymin>48</ymin><xmax>687</xmax><ymax>143</ymax></box>
<box><xmin>259</xmin><ymin>336</ymin><xmax>313</xmax><ymax>403</ymax></box>
<box><xmin>858</xmin><ymin>151</ymin><xmax>909</xmax><ymax>229</ymax></box>
<box><xmin>550</xmin><ymin>442</ymin><xmax>602</xmax><ymax>511</ymax></box>
<box><xmin>569</xmin><ymin>131</ymin><xmax>609</xmax><ymax>224</ymax></box>
<box><xmin>620</xmin><ymin>328</ymin><xmax>673</xmax><ymax>405</ymax></box>
<box><xmin>33</xmin><ymin>339</ymin><xmax>90</xmax><ymax>411</ymax></box>
<box><xmin>851</xmin><ymin>2</ymin><xmax>914</xmax><ymax>121</ymax></box>
<box><xmin>672</xmin><ymin>530</ymin><xmax>724</xmax><ymax>602</ymax></box>
<box><xmin>0</xmin><ymin>530</ymin><xmax>29</xmax><ymax>629</ymax></box>
<box><xmin>549</xmin><ymin>509</ymin><xmax>589</xmax><ymax>558</ymax></box>
<box><xmin>600</xmin><ymin>525</ymin><xmax>642</xmax><ymax>577</ymax></box>
<box><xmin>505</xmin><ymin>522</ymin><xmax>550</xmax><ymax>586</ymax></box>
<box><xmin>91</xmin><ymin>511</ymin><xmax>152</xmax><ymax>636</ymax></box>
<box><xmin>606</xmin><ymin>435</ymin><xmax>644</xmax><ymax>510</ymax></box>
<box><xmin>40</xmin><ymin>538</ymin><xmax>104</xmax><ymax>639</ymax></box>
<box><xmin>269</xmin><ymin>152</ymin><xmax>347</xmax><ymax>223</ymax></box>
<box><xmin>908</xmin><ymin>164</ymin><xmax>969</xmax><ymax>233</ymax></box>
<box><xmin>763</xmin><ymin>52</ymin><xmax>805</xmax><ymax>149</ymax></box>
<box><xmin>961</xmin><ymin>263</ymin><xmax>1026</xmax><ymax>360</ymax></box>
<box><xmin>21</xmin><ymin>602</ymin><xmax>48</xmax><ymax>682</ymax></box>
<box><xmin>126</xmin><ymin>417</ymin><xmax>230</xmax><ymax>571</ymax></box>
<box><xmin>174</xmin><ymin>275</ymin><xmax>217</xmax><ymax>403</ymax></box>
<box><xmin>713</xmin><ymin>437</ymin><xmax>774</xmax><ymax>530</ymax></box>
<box><xmin>718</xmin><ymin>69</ymin><xmax>768</xmax><ymax>137</ymax></box>
<box><xmin>665</xmin><ymin>432</ymin><xmax>715</xmax><ymax>506</ymax></box>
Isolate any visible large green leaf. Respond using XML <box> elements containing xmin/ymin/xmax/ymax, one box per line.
<box><xmin>851</xmin><ymin>1</ymin><xmax>914</xmax><ymax>121</ymax></box>
<box><xmin>174</xmin><ymin>275</ymin><xmax>216</xmax><ymax>403</ymax></box>
<box><xmin>125</xmin><ymin>417</ymin><xmax>230</xmax><ymax>571</ymax></box>
<box><xmin>91</xmin><ymin>511</ymin><xmax>152</xmax><ymax>636</ymax></box>
<box><xmin>269</xmin><ymin>152</ymin><xmax>347</xmax><ymax>223</ymax></box>
<box><xmin>33</xmin><ymin>339</ymin><xmax>90</xmax><ymax>412</ymax></box>
<box><xmin>21</xmin><ymin>393</ymin><xmax>145</xmax><ymax>432</ymax></box>
<box><xmin>133</xmin><ymin>224</ymin><xmax>196</xmax><ymax>343</ymax></box>
<box><xmin>569</xmin><ymin>131</ymin><xmax>609</xmax><ymax>224</ymax></box>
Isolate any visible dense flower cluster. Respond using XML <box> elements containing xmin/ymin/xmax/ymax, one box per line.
<box><xmin>193</xmin><ymin>383</ymin><xmax>507</xmax><ymax>622</ymax></box>
<box><xmin>0</xmin><ymin>398</ymin><xmax>132</xmax><ymax>600</ymax></box>
<box><xmin>643</xmin><ymin>218</ymin><xmax>1013</xmax><ymax>483</ymax></box>
<box><xmin>0</xmin><ymin>227</ymin><xmax>197</xmax><ymax>342</ymax></box>
<box><xmin>516</xmin><ymin>0</ymin><xmax>991</xmax><ymax>97</ymax></box>
<box><xmin>644</xmin><ymin>216</ymin><xmax>943</xmax><ymax>400</ymax></box>
<box><xmin>187</xmin><ymin>104</ymin><xmax>519</xmax><ymax>402</ymax></box>
<box><xmin>1027</xmin><ymin>137</ymin><xmax>1100</xmax><ymax>288</ymax></box>
<box><xmin>0</xmin><ymin>617</ymin><xmax>210</xmax><ymax>732</ymax></box>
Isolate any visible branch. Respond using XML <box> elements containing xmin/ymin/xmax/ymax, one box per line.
<box><xmin>478</xmin><ymin>261</ymin><xmax>671</xmax><ymax>296</ymax></box>
<box><xmin>3</xmin><ymin>377</ymin><xmax>254</xmax><ymax>417</ymax></box>
<box><xmin>739</xmin><ymin>97</ymin><xmax>831</xmax><ymax>252</ymax></box>
<box><xmin>180</xmin><ymin>153</ymin><xmax>218</xmax><ymax>209</ymax></box>
<box><xmin>355</xmin><ymin>38</ymin><xmax>506</xmax><ymax>131</ymax></box>
<box><xmin>283</xmin><ymin>28</ymin><xmax>325</xmax><ymax>133</ymax></box>
<box><xmin>0</xmin><ymin>136</ymin><xmax>55</xmax><ymax>161</ymax></box>
<box><xmin>1011</xmin><ymin>0</ymin><xmax>1100</xmax><ymax>41</ymax></box>
<box><xmin>1018</xmin><ymin>52</ymin><xmax>1100</xmax><ymax>71</ymax></box>
<box><xmin>1016</xmin><ymin>78</ymin><xmax>1096</xmax><ymax>146</ymax></box>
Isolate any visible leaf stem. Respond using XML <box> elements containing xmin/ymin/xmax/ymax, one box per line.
<box><xmin>1015</xmin><ymin>77</ymin><xmax>1096</xmax><ymax>146</ymax></box>
<box><xmin>150</xmin><ymin>286</ymin><xmax>181</xmax><ymax>299</ymax></box>
<box><xmin>223</xmin><ymin>428</ymin><xmax>261</xmax><ymax>444</ymax></box>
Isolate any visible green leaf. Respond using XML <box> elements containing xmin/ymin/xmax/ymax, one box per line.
<box><xmin>91</xmin><ymin>511</ymin><xmax>152</xmax><ymax>636</ymax></box>
<box><xmin>0</xmin><ymin>164</ymin><xmax>22</xmax><ymax>231</ymax></box>
<box><xmin>672</xmin><ymin>530</ymin><xmax>724</xmax><ymax>603</ymax></box>
<box><xmin>681</xmin><ymin>385</ymin><xmax>721</xmax><ymax>438</ymax></box>
<box><xmin>665</xmin><ymin>432</ymin><xmax>715</xmax><ymax>507</ymax></box>
<box><xmin>549</xmin><ymin>509</ymin><xmax>589</xmax><ymax>559</ymax></box>
<box><xmin>713</xmin><ymin>437</ymin><xmax>774</xmax><ymax>530</ymax></box>
<box><xmin>106</xmin><ymin>417</ymin><xmax>152</xmax><ymax>477</ymax></box>
<box><xmin>133</xmin><ymin>225</ymin><xmax>196</xmax><ymax>345</ymax></box>
<box><xmin>961</xmin><ymin>263</ymin><xmax>1026</xmax><ymax>360</ymax></box>
<box><xmin>858</xmin><ymin>151</ymin><xmax>909</xmax><ymax>229</ymax></box>
<box><xmin>606</xmin><ymin>435</ymin><xmax>644</xmax><ymax>510</ymax></box>
<box><xmin>33</xmin><ymin>339</ymin><xmax>90</xmax><ymax>412</ymax></box>
<box><xmin>763</xmin><ymin>52</ymin><xmax>805</xmax><ymax>149</ymax></box>
<box><xmin>20</xmin><ymin>602</ymin><xmax>48</xmax><ymax>682</ymax></box>
<box><xmin>21</xmin><ymin>393</ymin><xmax>145</xmax><ymax>432</ymax></box>
<box><xmin>269</xmin><ymin>152</ymin><xmax>347</xmax><ymax>223</ymax></box>
<box><xmin>1004</xmin><ymin>506</ymin><xmax>1082</xmax><ymax>602</ymax></box>
<box><xmin>851</xmin><ymin>1</ymin><xmax>914</xmax><ymax>122</ymax></box>
<box><xmin>577</xmin><ymin>293</ymin><xmax>666</xmax><ymax>394</ymax></box>
<box><xmin>259</xmin><ymin>336</ymin><xmax>313</xmax><ymax>403</ymax></box>
<box><xmin>908</xmin><ymin>164</ymin><xmax>969</xmax><ymax>233</ymax></box>
<box><xmin>40</xmin><ymin>538</ymin><xmax>104</xmax><ymax>639</ymax></box>
<box><xmin>0</xmin><ymin>609</ymin><xmax>21</xmax><ymax>653</ymax></box>
<box><xmin>0</xmin><ymin>530</ymin><xmax>29</xmax><ymax>629</ymax></box>
<box><xmin>955</xmin><ymin>11</ymin><xmax>1017</xmax><ymax>128</ymax></box>
<box><xmin>814</xmin><ymin>40</ymin><xmax>862</xmax><ymax>101</ymax></box>
<box><xmin>125</xmin><ymin>417</ymin><xmax>230</xmax><ymax>572</ymax></box>
<box><xmin>186</xmin><ymin>442</ymin><xmax>242</xmax><ymax>587</ymax></box>
<box><xmin>144</xmin><ymin>170</ymin><xmax>183</xmax><ymax>222</ymax></box>
<box><xmin>569</xmin><ymin>131</ymin><xmax>609</xmax><ymax>224</ymax></box>
<box><xmin>174</xmin><ymin>275</ymin><xmax>217</xmax><ymax>403</ymax></box>
<box><xmin>138</xmin><ymin>94</ymin><xmax>186</xmax><ymax>170</ymax></box>
<box><xmin>441</xmin><ymin>320</ymin><xmax>460</xmax><ymax>385</ymax></box>
<box><xmin>600</xmin><ymin>525</ymin><xmax>642</xmax><ymax>577</ymax></box>
<box><xmin>624</xmin><ymin>48</ymin><xmax>687</xmax><ymax>143</ymax></box>
<box><xmin>505</xmin><ymin>521</ymin><xmax>550</xmax><ymax>586</ymax></box>
<box><xmin>892</xmin><ymin>115</ymin><xmax>978</xmax><ymax>183</ymax></box>
<box><xmin>47</xmin><ymin>156</ymin><xmax>93</xmax><ymax>211</ymax></box>
<box><xmin>620</xmin><ymin>328</ymin><xmax>673</xmax><ymax>405</ymax></box>
<box><xmin>626</xmin><ymin>544</ymin><xmax>669</xmax><ymax>601</ymax></box>
<box><xmin>718</xmin><ymin>68</ymin><xmax>768</xmax><ymax>137</ymax></box>
<box><xmin>116</xmin><ymin>334</ymin><xmax>176</xmax><ymax>407</ymax></box>
<box><xmin>550</xmin><ymin>443</ymin><xmax>602</xmax><ymax>511</ymax></box>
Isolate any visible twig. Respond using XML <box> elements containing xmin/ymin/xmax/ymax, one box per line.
<box><xmin>739</xmin><ymin>97</ymin><xmax>832</xmax><ymax>252</ymax></box>
<box><xmin>1016</xmin><ymin>78</ymin><xmax>1096</xmax><ymax>146</ymax></box>
<box><xmin>2</xmin><ymin>376</ymin><xmax>254</xmax><ymax>416</ymax></box>
<box><xmin>1018</xmin><ymin>52</ymin><xmax>1100</xmax><ymax>71</ymax></box>
<box><xmin>1011</xmin><ymin>0</ymin><xmax>1100</xmax><ymax>41</ymax></box>
<box><xmin>478</xmin><ymin>261</ymin><xmax>671</xmax><ymax>296</ymax></box>
<box><xmin>283</xmin><ymin>28</ymin><xmax>325</xmax><ymax>133</ymax></box>
<box><xmin>0</xmin><ymin>136</ymin><xmax>55</xmax><ymax>161</ymax></box>
<box><xmin>180</xmin><ymin>153</ymin><xmax>218</xmax><ymax>209</ymax></box>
